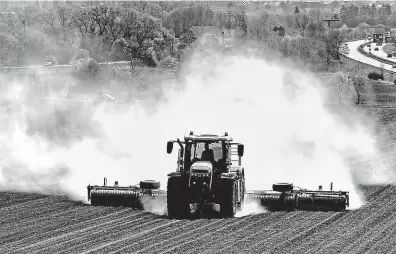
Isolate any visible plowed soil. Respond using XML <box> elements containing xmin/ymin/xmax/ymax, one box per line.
<box><xmin>1</xmin><ymin>106</ymin><xmax>396</xmax><ymax>253</ymax></box>
<box><xmin>0</xmin><ymin>185</ymin><xmax>394</xmax><ymax>254</ymax></box>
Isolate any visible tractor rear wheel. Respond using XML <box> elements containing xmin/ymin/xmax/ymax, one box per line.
<box><xmin>220</xmin><ymin>179</ymin><xmax>237</xmax><ymax>218</ymax></box>
<box><xmin>167</xmin><ymin>177</ymin><xmax>190</xmax><ymax>219</ymax></box>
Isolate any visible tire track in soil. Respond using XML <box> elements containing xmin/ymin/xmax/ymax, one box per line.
<box><xmin>269</xmin><ymin>212</ymin><xmax>346</xmax><ymax>254</ymax></box>
<box><xmin>351</xmin><ymin>210</ymin><xmax>396</xmax><ymax>254</ymax></box>
<box><xmin>211</xmin><ymin>211</ymin><xmax>305</xmax><ymax>254</ymax></box>
<box><xmin>155</xmin><ymin>217</ymin><xmax>250</xmax><ymax>254</ymax></box>
<box><xmin>382</xmin><ymin>235</ymin><xmax>396</xmax><ymax>254</ymax></box>
<box><xmin>190</xmin><ymin>213</ymin><xmax>283</xmax><ymax>254</ymax></box>
<box><xmin>52</xmin><ymin>214</ymin><xmax>165</xmax><ymax>254</ymax></box>
<box><xmin>0</xmin><ymin>196</ymin><xmax>53</xmax><ymax>223</ymax></box>
<box><xmin>111</xmin><ymin>218</ymin><xmax>222</xmax><ymax>254</ymax></box>
<box><xmin>298</xmin><ymin>186</ymin><xmax>396</xmax><ymax>253</ymax></box>
<box><xmin>364</xmin><ymin>227</ymin><xmax>396</xmax><ymax>254</ymax></box>
<box><xmin>78</xmin><ymin>220</ymin><xmax>179</xmax><ymax>254</ymax></box>
<box><xmin>142</xmin><ymin>218</ymin><xmax>238</xmax><ymax>254</ymax></box>
<box><xmin>17</xmin><ymin>211</ymin><xmax>148</xmax><ymax>254</ymax></box>
<box><xmin>0</xmin><ymin>204</ymin><xmax>80</xmax><ymax>232</ymax></box>
<box><xmin>0</xmin><ymin>192</ymin><xmax>46</xmax><ymax>207</ymax></box>
<box><xmin>1</xmin><ymin>206</ymin><xmax>118</xmax><ymax>251</ymax></box>
<box><xmin>140</xmin><ymin>216</ymin><xmax>252</xmax><ymax>254</ymax></box>
<box><xmin>238</xmin><ymin>212</ymin><xmax>310</xmax><ymax>253</ymax></box>
<box><xmin>0</xmin><ymin>206</ymin><xmax>85</xmax><ymax>244</ymax></box>
<box><xmin>106</xmin><ymin>219</ymin><xmax>204</xmax><ymax>254</ymax></box>
<box><xmin>243</xmin><ymin>212</ymin><xmax>331</xmax><ymax>254</ymax></box>
<box><xmin>3</xmin><ymin>208</ymin><xmax>133</xmax><ymax>252</ymax></box>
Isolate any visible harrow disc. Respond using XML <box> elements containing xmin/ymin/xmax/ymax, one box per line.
<box><xmin>297</xmin><ymin>194</ymin><xmax>347</xmax><ymax>212</ymax></box>
<box><xmin>90</xmin><ymin>189</ymin><xmax>144</xmax><ymax>209</ymax></box>
<box><xmin>247</xmin><ymin>193</ymin><xmax>296</xmax><ymax>211</ymax></box>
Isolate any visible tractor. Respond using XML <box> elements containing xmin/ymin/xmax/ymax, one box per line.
<box><xmin>166</xmin><ymin>131</ymin><xmax>245</xmax><ymax>218</ymax></box>
<box><xmin>86</xmin><ymin>130</ymin><xmax>350</xmax><ymax>216</ymax></box>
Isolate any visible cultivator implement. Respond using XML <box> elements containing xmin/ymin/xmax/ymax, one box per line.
<box><xmin>245</xmin><ymin>183</ymin><xmax>349</xmax><ymax>212</ymax></box>
<box><xmin>87</xmin><ymin>178</ymin><xmax>166</xmax><ymax>209</ymax></box>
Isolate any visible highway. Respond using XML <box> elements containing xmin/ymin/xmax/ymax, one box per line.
<box><xmin>345</xmin><ymin>40</ymin><xmax>396</xmax><ymax>72</ymax></box>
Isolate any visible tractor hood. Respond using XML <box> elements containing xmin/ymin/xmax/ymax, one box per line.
<box><xmin>190</xmin><ymin>161</ymin><xmax>213</xmax><ymax>175</ymax></box>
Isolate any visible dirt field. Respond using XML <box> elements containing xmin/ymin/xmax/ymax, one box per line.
<box><xmin>0</xmin><ymin>184</ymin><xmax>394</xmax><ymax>254</ymax></box>
<box><xmin>1</xmin><ymin>104</ymin><xmax>396</xmax><ymax>253</ymax></box>
<box><xmin>1</xmin><ymin>73</ymin><xmax>396</xmax><ymax>253</ymax></box>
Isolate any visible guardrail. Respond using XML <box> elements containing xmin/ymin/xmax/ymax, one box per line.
<box><xmin>357</xmin><ymin>43</ymin><xmax>396</xmax><ymax>68</ymax></box>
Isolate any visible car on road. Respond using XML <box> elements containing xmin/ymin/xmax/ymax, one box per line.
<box><xmin>43</xmin><ymin>61</ymin><xmax>53</xmax><ymax>67</ymax></box>
<box><xmin>392</xmin><ymin>64</ymin><xmax>396</xmax><ymax>68</ymax></box>
<box><xmin>388</xmin><ymin>54</ymin><xmax>392</xmax><ymax>58</ymax></box>
<box><xmin>375</xmin><ymin>47</ymin><xmax>379</xmax><ymax>51</ymax></box>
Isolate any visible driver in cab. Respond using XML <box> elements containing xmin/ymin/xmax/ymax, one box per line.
<box><xmin>201</xmin><ymin>143</ymin><xmax>215</xmax><ymax>163</ymax></box>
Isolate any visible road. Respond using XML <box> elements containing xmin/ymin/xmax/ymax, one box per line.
<box><xmin>345</xmin><ymin>40</ymin><xmax>396</xmax><ymax>71</ymax></box>
<box><xmin>0</xmin><ymin>61</ymin><xmax>130</xmax><ymax>73</ymax></box>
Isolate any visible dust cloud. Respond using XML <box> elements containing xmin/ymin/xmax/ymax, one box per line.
<box><xmin>0</xmin><ymin>43</ymin><xmax>381</xmax><ymax>213</ymax></box>
<box><xmin>235</xmin><ymin>199</ymin><xmax>267</xmax><ymax>218</ymax></box>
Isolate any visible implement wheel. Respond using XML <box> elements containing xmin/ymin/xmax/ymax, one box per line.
<box><xmin>273</xmin><ymin>183</ymin><xmax>293</xmax><ymax>192</ymax></box>
<box><xmin>140</xmin><ymin>180</ymin><xmax>160</xmax><ymax>190</ymax></box>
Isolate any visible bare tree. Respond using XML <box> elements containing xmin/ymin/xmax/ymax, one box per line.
<box><xmin>332</xmin><ymin>72</ymin><xmax>352</xmax><ymax>104</ymax></box>
<box><xmin>349</xmin><ymin>75</ymin><xmax>365</xmax><ymax>105</ymax></box>
<box><xmin>380</xmin><ymin>63</ymin><xmax>385</xmax><ymax>78</ymax></box>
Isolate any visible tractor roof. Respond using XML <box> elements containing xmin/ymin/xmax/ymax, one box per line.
<box><xmin>184</xmin><ymin>131</ymin><xmax>233</xmax><ymax>142</ymax></box>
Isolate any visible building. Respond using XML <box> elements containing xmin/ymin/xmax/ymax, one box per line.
<box><xmin>373</xmin><ymin>33</ymin><xmax>384</xmax><ymax>43</ymax></box>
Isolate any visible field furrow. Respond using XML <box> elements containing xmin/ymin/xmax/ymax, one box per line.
<box><xmin>13</xmin><ymin>210</ymin><xmax>148</xmax><ymax>254</ymax></box>
<box><xmin>211</xmin><ymin>211</ymin><xmax>304</xmax><ymax>254</ymax></box>
<box><xmin>0</xmin><ymin>183</ymin><xmax>395</xmax><ymax>254</ymax></box>
<box><xmin>194</xmin><ymin>213</ymin><xmax>286</xmax><ymax>254</ymax></box>
<box><xmin>44</xmin><ymin>213</ymin><xmax>161</xmax><ymax>254</ymax></box>
<box><xmin>294</xmin><ymin>185</ymin><xmax>396</xmax><ymax>253</ymax></box>
<box><xmin>149</xmin><ymin>218</ymin><xmax>240</xmax><ymax>254</ymax></box>
<box><xmin>107</xmin><ymin>218</ymin><xmax>204</xmax><ymax>254</ymax></box>
<box><xmin>2</xmin><ymin>207</ymin><xmax>131</xmax><ymax>252</ymax></box>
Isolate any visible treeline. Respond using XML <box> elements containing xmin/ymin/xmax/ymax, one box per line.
<box><xmin>0</xmin><ymin>2</ymin><xmax>253</xmax><ymax>67</ymax></box>
<box><xmin>340</xmin><ymin>4</ymin><xmax>395</xmax><ymax>28</ymax></box>
<box><xmin>0</xmin><ymin>1</ymin><xmax>347</xmax><ymax>72</ymax></box>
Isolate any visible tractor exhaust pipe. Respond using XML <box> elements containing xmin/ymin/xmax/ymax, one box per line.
<box><xmin>330</xmin><ymin>182</ymin><xmax>333</xmax><ymax>191</ymax></box>
<box><xmin>104</xmin><ymin>177</ymin><xmax>107</xmax><ymax>186</ymax></box>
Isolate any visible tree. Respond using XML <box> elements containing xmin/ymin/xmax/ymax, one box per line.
<box><xmin>294</xmin><ymin>6</ymin><xmax>300</xmax><ymax>15</ymax></box>
<box><xmin>324</xmin><ymin>30</ymin><xmax>345</xmax><ymax>64</ymax></box>
<box><xmin>295</xmin><ymin>14</ymin><xmax>310</xmax><ymax>36</ymax></box>
<box><xmin>349</xmin><ymin>75</ymin><xmax>364</xmax><ymax>104</ymax></box>
<box><xmin>332</xmin><ymin>72</ymin><xmax>351</xmax><ymax>104</ymax></box>
<box><xmin>0</xmin><ymin>33</ymin><xmax>21</xmax><ymax>67</ymax></box>
<box><xmin>57</xmin><ymin>5</ymin><xmax>72</xmax><ymax>43</ymax></box>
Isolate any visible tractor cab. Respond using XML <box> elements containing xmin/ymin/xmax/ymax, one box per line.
<box><xmin>166</xmin><ymin>131</ymin><xmax>244</xmax><ymax>176</ymax></box>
